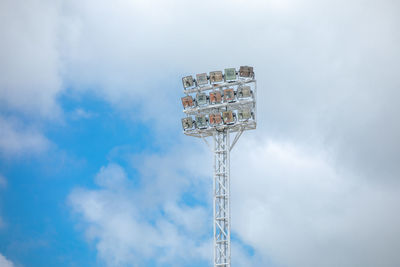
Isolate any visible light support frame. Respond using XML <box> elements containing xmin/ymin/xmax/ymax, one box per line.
<box><xmin>182</xmin><ymin>78</ymin><xmax>257</xmax><ymax>138</ymax></box>
<box><xmin>180</xmin><ymin>67</ymin><xmax>257</xmax><ymax>267</ymax></box>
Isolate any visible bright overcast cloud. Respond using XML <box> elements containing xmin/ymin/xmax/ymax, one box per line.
<box><xmin>0</xmin><ymin>0</ymin><xmax>399</xmax><ymax>266</ymax></box>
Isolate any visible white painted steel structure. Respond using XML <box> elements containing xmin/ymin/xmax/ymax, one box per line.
<box><xmin>180</xmin><ymin>67</ymin><xmax>257</xmax><ymax>267</ymax></box>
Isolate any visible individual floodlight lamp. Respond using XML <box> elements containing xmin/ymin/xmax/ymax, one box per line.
<box><xmin>237</xmin><ymin>85</ymin><xmax>252</xmax><ymax>99</ymax></box>
<box><xmin>210</xmin><ymin>91</ymin><xmax>222</xmax><ymax>104</ymax></box>
<box><xmin>209</xmin><ymin>71</ymin><xmax>223</xmax><ymax>83</ymax></box>
<box><xmin>239</xmin><ymin>66</ymin><xmax>254</xmax><ymax>78</ymax></box>
<box><xmin>195</xmin><ymin>115</ymin><xmax>208</xmax><ymax>129</ymax></box>
<box><xmin>179</xmin><ymin>66</ymin><xmax>257</xmax><ymax>267</ymax></box>
<box><xmin>196</xmin><ymin>73</ymin><xmax>208</xmax><ymax>86</ymax></box>
<box><xmin>222</xmin><ymin>111</ymin><xmax>235</xmax><ymax>125</ymax></box>
<box><xmin>181</xmin><ymin>95</ymin><xmax>195</xmax><ymax>109</ymax></box>
<box><xmin>238</xmin><ymin>109</ymin><xmax>253</xmax><ymax>121</ymax></box>
<box><xmin>196</xmin><ymin>92</ymin><xmax>208</xmax><ymax>106</ymax></box>
<box><xmin>224</xmin><ymin>68</ymin><xmax>236</xmax><ymax>81</ymax></box>
<box><xmin>182</xmin><ymin>75</ymin><xmax>194</xmax><ymax>88</ymax></box>
<box><xmin>209</xmin><ymin>113</ymin><xmax>222</xmax><ymax>126</ymax></box>
<box><xmin>223</xmin><ymin>88</ymin><xmax>235</xmax><ymax>102</ymax></box>
<box><xmin>181</xmin><ymin>117</ymin><xmax>193</xmax><ymax>130</ymax></box>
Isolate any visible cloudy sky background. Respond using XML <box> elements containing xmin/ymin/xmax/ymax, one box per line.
<box><xmin>0</xmin><ymin>0</ymin><xmax>399</xmax><ymax>266</ymax></box>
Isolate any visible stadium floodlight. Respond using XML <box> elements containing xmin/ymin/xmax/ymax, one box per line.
<box><xmin>196</xmin><ymin>73</ymin><xmax>208</xmax><ymax>86</ymax></box>
<box><xmin>179</xmin><ymin>66</ymin><xmax>257</xmax><ymax>267</ymax></box>
<box><xmin>210</xmin><ymin>91</ymin><xmax>222</xmax><ymax>104</ymax></box>
<box><xmin>181</xmin><ymin>117</ymin><xmax>193</xmax><ymax>130</ymax></box>
<box><xmin>239</xmin><ymin>66</ymin><xmax>254</xmax><ymax>78</ymax></box>
<box><xmin>196</xmin><ymin>92</ymin><xmax>209</xmax><ymax>106</ymax></box>
<box><xmin>224</xmin><ymin>68</ymin><xmax>236</xmax><ymax>81</ymax></box>
<box><xmin>237</xmin><ymin>85</ymin><xmax>252</xmax><ymax>99</ymax></box>
<box><xmin>209</xmin><ymin>71</ymin><xmax>223</xmax><ymax>83</ymax></box>
<box><xmin>238</xmin><ymin>109</ymin><xmax>253</xmax><ymax>121</ymax></box>
<box><xmin>182</xmin><ymin>75</ymin><xmax>194</xmax><ymax>88</ymax></box>
<box><xmin>181</xmin><ymin>95</ymin><xmax>195</xmax><ymax>109</ymax></box>
<box><xmin>222</xmin><ymin>111</ymin><xmax>235</xmax><ymax>125</ymax></box>
<box><xmin>195</xmin><ymin>115</ymin><xmax>208</xmax><ymax>129</ymax></box>
<box><xmin>223</xmin><ymin>88</ymin><xmax>235</xmax><ymax>102</ymax></box>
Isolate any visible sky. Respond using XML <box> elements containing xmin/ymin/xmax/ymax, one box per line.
<box><xmin>0</xmin><ymin>0</ymin><xmax>399</xmax><ymax>266</ymax></box>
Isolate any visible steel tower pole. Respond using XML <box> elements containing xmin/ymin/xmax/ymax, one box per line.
<box><xmin>213</xmin><ymin>129</ymin><xmax>231</xmax><ymax>267</ymax></box>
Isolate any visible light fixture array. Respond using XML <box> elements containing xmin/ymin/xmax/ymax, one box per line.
<box><xmin>181</xmin><ymin>66</ymin><xmax>256</xmax><ymax>137</ymax></box>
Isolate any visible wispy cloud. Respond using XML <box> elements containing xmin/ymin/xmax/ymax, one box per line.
<box><xmin>70</xmin><ymin>108</ymin><xmax>96</xmax><ymax>120</ymax></box>
<box><xmin>0</xmin><ymin>116</ymin><xmax>50</xmax><ymax>157</ymax></box>
<box><xmin>0</xmin><ymin>253</ymin><xmax>14</xmax><ymax>267</ymax></box>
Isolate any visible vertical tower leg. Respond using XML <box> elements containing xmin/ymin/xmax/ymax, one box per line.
<box><xmin>213</xmin><ymin>130</ymin><xmax>231</xmax><ymax>267</ymax></box>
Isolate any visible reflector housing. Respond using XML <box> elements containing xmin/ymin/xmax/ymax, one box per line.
<box><xmin>209</xmin><ymin>113</ymin><xmax>222</xmax><ymax>126</ymax></box>
<box><xmin>196</xmin><ymin>93</ymin><xmax>208</xmax><ymax>106</ymax></box>
<box><xmin>182</xmin><ymin>76</ymin><xmax>194</xmax><ymax>88</ymax></box>
<box><xmin>181</xmin><ymin>117</ymin><xmax>193</xmax><ymax>130</ymax></box>
<box><xmin>224</xmin><ymin>68</ymin><xmax>236</xmax><ymax>81</ymax></box>
<box><xmin>181</xmin><ymin>96</ymin><xmax>194</xmax><ymax>109</ymax></box>
<box><xmin>237</xmin><ymin>86</ymin><xmax>252</xmax><ymax>99</ymax></box>
<box><xmin>222</xmin><ymin>111</ymin><xmax>235</xmax><ymax>124</ymax></box>
<box><xmin>238</xmin><ymin>109</ymin><xmax>252</xmax><ymax>121</ymax></box>
<box><xmin>223</xmin><ymin>88</ymin><xmax>235</xmax><ymax>102</ymax></box>
<box><xmin>196</xmin><ymin>73</ymin><xmax>208</xmax><ymax>86</ymax></box>
<box><xmin>209</xmin><ymin>71</ymin><xmax>223</xmax><ymax>83</ymax></box>
<box><xmin>239</xmin><ymin>66</ymin><xmax>254</xmax><ymax>78</ymax></box>
<box><xmin>209</xmin><ymin>91</ymin><xmax>222</xmax><ymax>104</ymax></box>
<box><xmin>195</xmin><ymin>115</ymin><xmax>208</xmax><ymax>129</ymax></box>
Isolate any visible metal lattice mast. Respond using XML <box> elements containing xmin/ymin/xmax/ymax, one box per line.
<box><xmin>213</xmin><ymin>130</ymin><xmax>231</xmax><ymax>266</ymax></box>
<box><xmin>180</xmin><ymin>66</ymin><xmax>256</xmax><ymax>267</ymax></box>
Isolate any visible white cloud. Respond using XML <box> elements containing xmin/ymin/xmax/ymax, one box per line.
<box><xmin>63</xmin><ymin>0</ymin><xmax>400</xmax><ymax>265</ymax></box>
<box><xmin>0</xmin><ymin>0</ymin><xmax>61</xmax><ymax>158</ymax></box>
<box><xmin>69</xmin><ymin>154</ymin><xmax>212</xmax><ymax>267</ymax></box>
<box><xmin>69</xmin><ymin>136</ymin><xmax>400</xmax><ymax>267</ymax></box>
<box><xmin>0</xmin><ymin>116</ymin><xmax>50</xmax><ymax>157</ymax></box>
<box><xmin>1</xmin><ymin>0</ymin><xmax>398</xmax><ymax>265</ymax></box>
<box><xmin>0</xmin><ymin>253</ymin><xmax>14</xmax><ymax>267</ymax></box>
<box><xmin>56</xmin><ymin>0</ymin><xmax>400</xmax><ymax>176</ymax></box>
<box><xmin>0</xmin><ymin>0</ymin><xmax>63</xmax><ymax>119</ymax></box>
<box><xmin>94</xmin><ymin>164</ymin><xmax>127</xmax><ymax>190</ymax></box>
<box><xmin>231</xmin><ymin>137</ymin><xmax>400</xmax><ymax>267</ymax></box>
<box><xmin>1</xmin><ymin>0</ymin><xmax>399</xmax><ymax>166</ymax></box>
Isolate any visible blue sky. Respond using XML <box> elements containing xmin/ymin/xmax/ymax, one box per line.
<box><xmin>1</xmin><ymin>0</ymin><xmax>400</xmax><ymax>266</ymax></box>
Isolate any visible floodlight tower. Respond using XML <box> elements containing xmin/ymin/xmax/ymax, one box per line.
<box><xmin>180</xmin><ymin>66</ymin><xmax>256</xmax><ymax>267</ymax></box>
